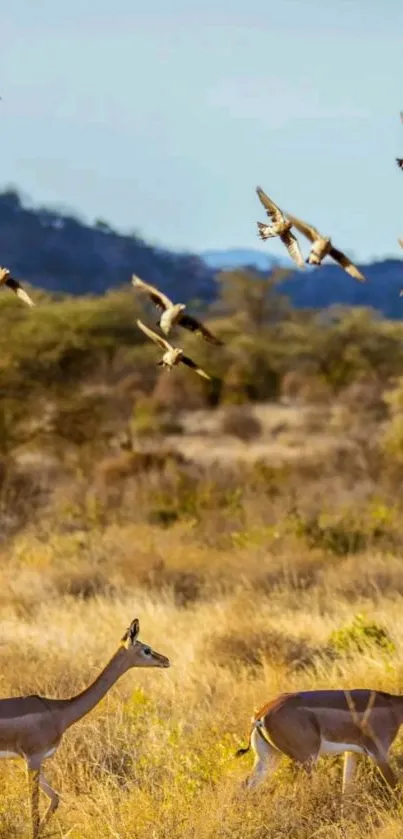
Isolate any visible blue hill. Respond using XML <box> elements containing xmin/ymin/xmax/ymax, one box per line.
<box><xmin>1</xmin><ymin>189</ymin><xmax>402</xmax><ymax>317</ymax></box>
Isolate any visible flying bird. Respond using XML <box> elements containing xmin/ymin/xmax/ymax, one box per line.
<box><xmin>398</xmin><ymin>240</ymin><xmax>403</xmax><ymax>296</ymax></box>
<box><xmin>132</xmin><ymin>276</ymin><xmax>222</xmax><ymax>345</ymax></box>
<box><xmin>255</xmin><ymin>187</ymin><xmax>305</xmax><ymax>269</ymax></box>
<box><xmin>0</xmin><ymin>267</ymin><xmax>35</xmax><ymax>306</ymax></box>
<box><xmin>396</xmin><ymin>113</ymin><xmax>403</xmax><ymax>168</ymax></box>
<box><xmin>285</xmin><ymin>214</ymin><xmax>366</xmax><ymax>282</ymax></box>
<box><xmin>136</xmin><ymin>319</ymin><xmax>212</xmax><ymax>380</ymax></box>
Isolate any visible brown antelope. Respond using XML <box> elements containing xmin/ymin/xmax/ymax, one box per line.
<box><xmin>237</xmin><ymin>689</ymin><xmax>403</xmax><ymax>794</ymax></box>
<box><xmin>0</xmin><ymin>617</ymin><xmax>170</xmax><ymax>838</ymax></box>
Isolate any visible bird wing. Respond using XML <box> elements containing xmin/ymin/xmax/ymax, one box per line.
<box><xmin>397</xmin><ymin>159</ymin><xmax>403</xmax><ymax>170</ymax></box>
<box><xmin>178</xmin><ymin>313</ymin><xmax>223</xmax><ymax>346</ymax></box>
<box><xmin>400</xmin><ymin>112</ymin><xmax>403</xmax><ymax>124</ymax></box>
<box><xmin>328</xmin><ymin>246</ymin><xmax>366</xmax><ymax>282</ymax></box>
<box><xmin>131</xmin><ymin>275</ymin><xmax>173</xmax><ymax>311</ymax></box>
<box><xmin>255</xmin><ymin>187</ymin><xmax>284</xmax><ymax>222</ymax></box>
<box><xmin>280</xmin><ymin>230</ymin><xmax>305</xmax><ymax>269</ymax></box>
<box><xmin>398</xmin><ymin>238</ymin><xmax>403</xmax><ymax>250</ymax></box>
<box><xmin>5</xmin><ymin>277</ymin><xmax>35</xmax><ymax>307</ymax></box>
<box><xmin>136</xmin><ymin>319</ymin><xmax>173</xmax><ymax>350</ymax></box>
<box><xmin>181</xmin><ymin>355</ymin><xmax>212</xmax><ymax>380</ymax></box>
<box><xmin>285</xmin><ymin>213</ymin><xmax>321</xmax><ymax>243</ymax></box>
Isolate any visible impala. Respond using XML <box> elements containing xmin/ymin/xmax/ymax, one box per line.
<box><xmin>237</xmin><ymin>689</ymin><xmax>402</xmax><ymax>795</ymax></box>
<box><xmin>0</xmin><ymin>617</ymin><xmax>170</xmax><ymax>838</ymax></box>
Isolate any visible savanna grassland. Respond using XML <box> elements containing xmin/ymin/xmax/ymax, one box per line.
<box><xmin>4</xmin><ymin>273</ymin><xmax>403</xmax><ymax>837</ymax></box>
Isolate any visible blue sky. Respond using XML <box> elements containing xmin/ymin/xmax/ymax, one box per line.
<box><xmin>1</xmin><ymin>0</ymin><xmax>403</xmax><ymax>262</ymax></box>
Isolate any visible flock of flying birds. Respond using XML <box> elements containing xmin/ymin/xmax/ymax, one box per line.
<box><xmin>133</xmin><ymin>115</ymin><xmax>403</xmax><ymax>378</ymax></box>
<box><xmin>2</xmin><ymin>146</ymin><xmax>403</xmax><ymax>383</ymax></box>
<box><xmin>131</xmin><ymin>185</ymin><xmax>370</xmax><ymax>381</ymax></box>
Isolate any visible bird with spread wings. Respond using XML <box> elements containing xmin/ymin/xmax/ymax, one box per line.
<box><xmin>256</xmin><ymin>187</ymin><xmax>305</xmax><ymax>269</ymax></box>
<box><xmin>136</xmin><ymin>319</ymin><xmax>212</xmax><ymax>380</ymax></box>
<box><xmin>132</xmin><ymin>276</ymin><xmax>222</xmax><ymax>345</ymax></box>
<box><xmin>284</xmin><ymin>214</ymin><xmax>366</xmax><ymax>282</ymax></box>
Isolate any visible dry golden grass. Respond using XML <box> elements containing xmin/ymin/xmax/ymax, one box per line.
<box><xmin>6</xmin><ymin>274</ymin><xmax>403</xmax><ymax>834</ymax></box>
<box><xmin>2</xmin><ymin>514</ymin><xmax>403</xmax><ymax>838</ymax></box>
<box><xmin>3</xmin><ymin>354</ymin><xmax>403</xmax><ymax>834</ymax></box>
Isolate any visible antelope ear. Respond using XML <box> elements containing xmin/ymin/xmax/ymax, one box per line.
<box><xmin>121</xmin><ymin>618</ymin><xmax>140</xmax><ymax>646</ymax></box>
<box><xmin>129</xmin><ymin>618</ymin><xmax>140</xmax><ymax>643</ymax></box>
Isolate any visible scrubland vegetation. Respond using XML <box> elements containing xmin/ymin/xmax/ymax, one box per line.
<box><xmin>4</xmin><ymin>271</ymin><xmax>403</xmax><ymax>836</ymax></box>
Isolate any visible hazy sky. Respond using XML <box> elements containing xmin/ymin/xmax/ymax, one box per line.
<box><xmin>1</xmin><ymin>0</ymin><xmax>403</xmax><ymax>262</ymax></box>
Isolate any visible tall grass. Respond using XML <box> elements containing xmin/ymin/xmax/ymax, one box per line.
<box><xmin>2</xmin><ymin>476</ymin><xmax>403</xmax><ymax>837</ymax></box>
<box><xmin>3</xmin><ymin>286</ymin><xmax>403</xmax><ymax>834</ymax></box>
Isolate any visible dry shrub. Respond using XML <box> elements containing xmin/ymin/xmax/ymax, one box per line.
<box><xmin>280</xmin><ymin>370</ymin><xmax>331</xmax><ymax>405</ymax></box>
<box><xmin>50</xmin><ymin>392</ymin><xmax>117</xmax><ymax>445</ymax></box>
<box><xmin>280</xmin><ymin>369</ymin><xmax>311</xmax><ymax>404</ymax></box>
<box><xmin>114</xmin><ymin>371</ymin><xmax>151</xmax><ymax>395</ymax></box>
<box><xmin>325</xmin><ymin>553</ymin><xmax>403</xmax><ymax>602</ymax></box>
<box><xmin>152</xmin><ymin>370</ymin><xmax>207</xmax><ymax>411</ymax></box>
<box><xmin>337</xmin><ymin>379</ymin><xmax>387</xmax><ymax>419</ymax></box>
<box><xmin>252</xmin><ymin>551</ymin><xmax>325</xmax><ymax>595</ymax></box>
<box><xmin>300</xmin><ymin>404</ymin><xmax>332</xmax><ymax>433</ymax></box>
<box><xmin>208</xmin><ymin>626</ymin><xmax>323</xmax><ymax>671</ymax></box>
<box><xmin>129</xmin><ymin>394</ymin><xmax>164</xmax><ymax>437</ymax></box>
<box><xmin>94</xmin><ymin>448</ymin><xmax>188</xmax><ymax>488</ymax></box>
<box><xmin>0</xmin><ymin>456</ymin><xmax>50</xmax><ymax>537</ymax></box>
<box><xmin>53</xmin><ymin>567</ymin><xmax>117</xmax><ymax>600</ymax></box>
<box><xmin>220</xmin><ymin>406</ymin><xmax>262</xmax><ymax>442</ymax></box>
<box><xmin>219</xmin><ymin>363</ymin><xmax>251</xmax><ymax>405</ymax></box>
<box><xmin>140</xmin><ymin>559</ymin><xmax>205</xmax><ymax>606</ymax></box>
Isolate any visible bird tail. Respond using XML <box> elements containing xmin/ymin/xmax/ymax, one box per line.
<box><xmin>257</xmin><ymin>221</ymin><xmax>274</xmax><ymax>240</ymax></box>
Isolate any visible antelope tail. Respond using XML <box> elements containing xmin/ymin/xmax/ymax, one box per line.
<box><xmin>235</xmin><ymin>732</ymin><xmax>252</xmax><ymax>758</ymax></box>
<box><xmin>235</xmin><ymin>719</ymin><xmax>272</xmax><ymax>757</ymax></box>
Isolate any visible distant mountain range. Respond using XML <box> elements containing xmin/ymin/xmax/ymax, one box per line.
<box><xmin>0</xmin><ymin>188</ymin><xmax>402</xmax><ymax>318</ymax></box>
<box><xmin>204</xmin><ymin>249</ymin><xmax>403</xmax><ymax>319</ymax></box>
<box><xmin>202</xmin><ymin>248</ymin><xmax>286</xmax><ymax>271</ymax></box>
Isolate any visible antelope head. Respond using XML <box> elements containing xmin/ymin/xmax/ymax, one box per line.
<box><xmin>120</xmin><ymin>618</ymin><xmax>170</xmax><ymax>668</ymax></box>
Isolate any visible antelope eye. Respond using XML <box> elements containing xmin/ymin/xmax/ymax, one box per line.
<box><xmin>143</xmin><ymin>646</ymin><xmax>151</xmax><ymax>656</ymax></box>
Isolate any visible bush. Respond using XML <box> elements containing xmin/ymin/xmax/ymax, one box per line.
<box><xmin>94</xmin><ymin>448</ymin><xmax>188</xmax><ymax>488</ymax></box>
<box><xmin>220</xmin><ymin>406</ymin><xmax>262</xmax><ymax>442</ymax></box>
<box><xmin>328</xmin><ymin>614</ymin><xmax>396</xmax><ymax>656</ymax></box>
<box><xmin>280</xmin><ymin>370</ymin><xmax>331</xmax><ymax>405</ymax></box>
<box><xmin>337</xmin><ymin>379</ymin><xmax>387</xmax><ymax>419</ymax></box>
<box><xmin>207</xmin><ymin>627</ymin><xmax>323</xmax><ymax>671</ymax></box>
<box><xmin>152</xmin><ymin>370</ymin><xmax>207</xmax><ymax>411</ymax></box>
